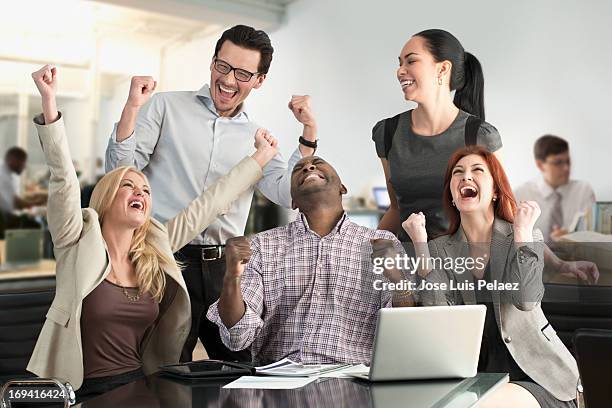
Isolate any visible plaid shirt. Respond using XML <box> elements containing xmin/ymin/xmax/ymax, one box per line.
<box><xmin>207</xmin><ymin>213</ymin><xmax>405</xmax><ymax>365</ymax></box>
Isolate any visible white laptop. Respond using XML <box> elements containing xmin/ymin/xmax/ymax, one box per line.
<box><xmin>351</xmin><ymin>305</ymin><xmax>486</xmax><ymax>381</ymax></box>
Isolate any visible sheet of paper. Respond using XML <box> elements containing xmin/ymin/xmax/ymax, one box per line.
<box><xmin>255</xmin><ymin>358</ymin><xmax>295</xmax><ymax>371</ymax></box>
<box><xmin>318</xmin><ymin>364</ymin><xmax>369</xmax><ymax>378</ymax></box>
<box><xmin>255</xmin><ymin>358</ymin><xmax>350</xmax><ymax>377</ymax></box>
<box><xmin>567</xmin><ymin>211</ymin><xmax>585</xmax><ymax>232</ymax></box>
<box><xmin>223</xmin><ymin>376</ymin><xmax>317</xmax><ymax>389</ymax></box>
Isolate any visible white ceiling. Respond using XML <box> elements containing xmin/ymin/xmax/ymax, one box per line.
<box><xmin>95</xmin><ymin>0</ymin><xmax>297</xmax><ymax>30</ymax></box>
<box><xmin>0</xmin><ymin>0</ymin><xmax>297</xmax><ymax>66</ymax></box>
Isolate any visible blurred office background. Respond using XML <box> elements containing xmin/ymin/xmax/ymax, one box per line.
<box><xmin>2</xmin><ymin>1</ymin><xmax>612</xmax><ymax>389</ymax></box>
<box><xmin>1</xmin><ymin>0</ymin><xmax>611</xmax><ymax>207</ymax></box>
<box><xmin>2</xmin><ymin>0</ymin><xmax>612</xmax><ymax>268</ymax></box>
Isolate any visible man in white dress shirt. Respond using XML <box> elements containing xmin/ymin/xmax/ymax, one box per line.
<box><xmin>0</xmin><ymin>147</ymin><xmax>40</xmax><ymax>213</ymax></box>
<box><xmin>105</xmin><ymin>25</ymin><xmax>319</xmax><ymax>362</ymax></box>
<box><xmin>515</xmin><ymin>135</ymin><xmax>595</xmax><ymax>242</ymax></box>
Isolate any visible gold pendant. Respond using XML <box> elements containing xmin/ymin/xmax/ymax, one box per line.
<box><xmin>123</xmin><ymin>287</ymin><xmax>141</xmax><ymax>301</ymax></box>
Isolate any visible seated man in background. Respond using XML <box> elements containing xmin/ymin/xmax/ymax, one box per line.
<box><xmin>0</xmin><ymin>147</ymin><xmax>46</xmax><ymax>214</ymax></box>
<box><xmin>207</xmin><ymin>156</ymin><xmax>414</xmax><ymax>365</ymax></box>
<box><xmin>515</xmin><ymin>135</ymin><xmax>595</xmax><ymax>242</ymax></box>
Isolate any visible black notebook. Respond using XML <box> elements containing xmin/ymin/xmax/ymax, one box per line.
<box><xmin>159</xmin><ymin>359</ymin><xmax>254</xmax><ymax>380</ymax></box>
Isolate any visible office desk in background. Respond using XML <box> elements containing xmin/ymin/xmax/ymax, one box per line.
<box><xmin>0</xmin><ymin>260</ymin><xmax>56</xmax><ymax>281</ymax></box>
<box><xmin>79</xmin><ymin>372</ymin><xmax>508</xmax><ymax>408</ymax></box>
<box><xmin>545</xmin><ymin>233</ymin><xmax>612</xmax><ymax>286</ymax></box>
<box><xmin>0</xmin><ymin>259</ymin><xmax>56</xmax><ymax>294</ymax></box>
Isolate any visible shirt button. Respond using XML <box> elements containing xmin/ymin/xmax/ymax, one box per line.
<box><xmin>504</xmin><ymin>336</ymin><xmax>512</xmax><ymax>344</ymax></box>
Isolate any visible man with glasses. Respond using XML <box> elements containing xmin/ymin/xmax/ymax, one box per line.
<box><xmin>105</xmin><ymin>25</ymin><xmax>319</xmax><ymax>363</ymax></box>
<box><xmin>515</xmin><ymin>134</ymin><xmax>595</xmax><ymax>242</ymax></box>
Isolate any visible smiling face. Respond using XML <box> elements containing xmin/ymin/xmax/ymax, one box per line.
<box><xmin>290</xmin><ymin>157</ymin><xmax>347</xmax><ymax>209</ymax></box>
<box><xmin>397</xmin><ymin>36</ymin><xmax>451</xmax><ymax>104</ymax></box>
<box><xmin>449</xmin><ymin>154</ymin><xmax>497</xmax><ymax>215</ymax></box>
<box><xmin>104</xmin><ymin>170</ymin><xmax>151</xmax><ymax>229</ymax></box>
<box><xmin>209</xmin><ymin>40</ymin><xmax>266</xmax><ymax>117</ymax></box>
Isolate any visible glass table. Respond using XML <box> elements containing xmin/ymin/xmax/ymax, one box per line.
<box><xmin>79</xmin><ymin>372</ymin><xmax>508</xmax><ymax>407</ymax></box>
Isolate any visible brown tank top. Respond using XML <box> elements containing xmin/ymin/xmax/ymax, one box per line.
<box><xmin>80</xmin><ymin>279</ymin><xmax>159</xmax><ymax>378</ymax></box>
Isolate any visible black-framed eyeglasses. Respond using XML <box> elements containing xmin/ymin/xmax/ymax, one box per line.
<box><xmin>213</xmin><ymin>58</ymin><xmax>259</xmax><ymax>82</ymax></box>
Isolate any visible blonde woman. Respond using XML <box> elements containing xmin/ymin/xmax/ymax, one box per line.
<box><xmin>26</xmin><ymin>65</ymin><xmax>279</xmax><ymax>399</ymax></box>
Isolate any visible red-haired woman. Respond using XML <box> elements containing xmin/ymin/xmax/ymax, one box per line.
<box><xmin>403</xmin><ymin>146</ymin><xmax>578</xmax><ymax>408</ymax></box>
<box><xmin>374</xmin><ymin>29</ymin><xmax>597</xmax><ymax>284</ymax></box>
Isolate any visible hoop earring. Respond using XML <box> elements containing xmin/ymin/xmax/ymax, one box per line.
<box><xmin>438</xmin><ymin>77</ymin><xmax>443</xmax><ymax>85</ymax></box>
<box><xmin>452</xmin><ymin>200</ymin><xmax>456</xmax><ymax>207</ymax></box>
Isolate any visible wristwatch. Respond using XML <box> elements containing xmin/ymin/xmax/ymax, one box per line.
<box><xmin>299</xmin><ymin>136</ymin><xmax>318</xmax><ymax>149</ymax></box>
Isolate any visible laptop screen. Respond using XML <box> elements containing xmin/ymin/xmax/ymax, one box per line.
<box><xmin>373</xmin><ymin>187</ymin><xmax>390</xmax><ymax>210</ymax></box>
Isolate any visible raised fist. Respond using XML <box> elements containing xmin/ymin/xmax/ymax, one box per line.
<box><xmin>288</xmin><ymin>95</ymin><xmax>316</xmax><ymax>128</ymax></box>
<box><xmin>254</xmin><ymin>128</ymin><xmax>279</xmax><ymax>151</ymax></box>
<box><xmin>31</xmin><ymin>65</ymin><xmax>57</xmax><ymax>100</ymax></box>
<box><xmin>371</xmin><ymin>238</ymin><xmax>402</xmax><ymax>282</ymax></box>
<box><xmin>225</xmin><ymin>236</ymin><xmax>252</xmax><ymax>279</ymax></box>
<box><xmin>126</xmin><ymin>76</ymin><xmax>157</xmax><ymax>108</ymax></box>
<box><xmin>514</xmin><ymin>201</ymin><xmax>541</xmax><ymax>234</ymax></box>
<box><xmin>402</xmin><ymin>212</ymin><xmax>427</xmax><ymax>243</ymax></box>
<box><xmin>371</xmin><ymin>238</ymin><xmax>399</xmax><ymax>260</ymax></box>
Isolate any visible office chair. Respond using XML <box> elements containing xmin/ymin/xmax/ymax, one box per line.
<box><xmin>543</xmin><ymin>283</ymin><xmax>612</xmax><ymax>354</ymax></box>
<box><xmin>574</xmin><ymin>329</ymin><xmax>612</xmax><ymax>408</ymax></box>
<box><xmin>0</xmin><ymin>288</ymin><xmax>54</xmax><ymax>383</ymax></box>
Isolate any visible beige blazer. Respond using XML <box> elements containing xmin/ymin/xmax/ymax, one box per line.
<box><xmin>26</xmin><ymin>114</ymin><xmax>263</xmax><ymax>390</ymax></box>
<box><xmin>420</xmin><ymin>218</ymin><xmax>579</xmax><ymax>401</ymax></box>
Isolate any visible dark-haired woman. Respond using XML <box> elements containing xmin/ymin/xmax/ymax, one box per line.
<box><xmin>373</xmin><ymin>29</ymin><xmax>502</xmax><ymax>242</ymax></box>
<box><xmin>404</xmin><ymin>146</ymin><xmax>578</xmax><ymax>408</ymax></box>
<box><xmin>372</xmin><ymin>28</ymin><xmax>598</xmax><ymax>282</ymax></box>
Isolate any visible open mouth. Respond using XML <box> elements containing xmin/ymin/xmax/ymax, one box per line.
<box><xmin>400</xmin><ymin>79</ymin><xmax>415</xmax><ymax>90</ymax></box>
<box><xmin>459</xmin><ymin>185</ymin><xmax>478</xmax><ymax>199</ymax></box>
<box><xmin>217</xmin><ymin>83</ymin><xmax>237</xmax><ymax>100</ymax></box>
<box><xmin>300</xmin><ymin>172</ymin><xmax>325</xmax><ymax>186</ymax></box>
<box><xmin>128</xmin><ymin>199</ymin><xmax>145</xmax><ymax>212</ymax></box>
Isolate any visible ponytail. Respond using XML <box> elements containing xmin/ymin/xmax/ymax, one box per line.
<box><xmin>453</xmin><ymin>52</ymin><xmax>485</xmax><ymax>120</ymax></box>
<box><xmin>414</xmin><ymin>29</ymin><xmax>486</xmax><ymax>119</ymax></box>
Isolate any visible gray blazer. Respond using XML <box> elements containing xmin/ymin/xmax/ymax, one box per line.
<box><xmin>420</xmin><ymin>218</ymin><xmax>579</xmax><ymax>402</ymax></box>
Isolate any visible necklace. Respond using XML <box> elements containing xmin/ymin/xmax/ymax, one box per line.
<box><xmin>121</xmin><ymin>287</ymin><xmax>141</xmax><ymax>302</ymax></box>
<box><xmin>109</xmin><ymin>267</ymin><xmax>140</xmax><ymax>301</ymax></box>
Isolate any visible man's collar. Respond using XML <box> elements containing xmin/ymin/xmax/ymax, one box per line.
<box><xmin>536</xmin><ymin>177</ymin><xmax>557</xmax><ymax>198</ymax></box>
<box><xmin>537</xmin><ymin>177</ymin><xmax>569</xmax><ymax>198</ymax></box>
<box><xmin>195</xmin><ymin>84</ymin><xmax>249</xmax><ymax>120</ymax></box>
<box><xmin>296</xmin><ymin>212</ymin><xmax>348</xmax><ymax>237</ymax></box>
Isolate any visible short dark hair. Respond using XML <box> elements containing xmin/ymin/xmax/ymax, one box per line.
<box><xmin>534</xmin><ymin>135</ymin><xmax>569</xmax><ymax>161</ymax></box>
<box><xmin>214</xmin><ymin>25</ymin><xmax>274</xmax><ymax>74</ymax></box>
<box><xmin>5</xmin><ymin>146</ymin><xmax>27</xmax><ymax>162</ymax></box>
